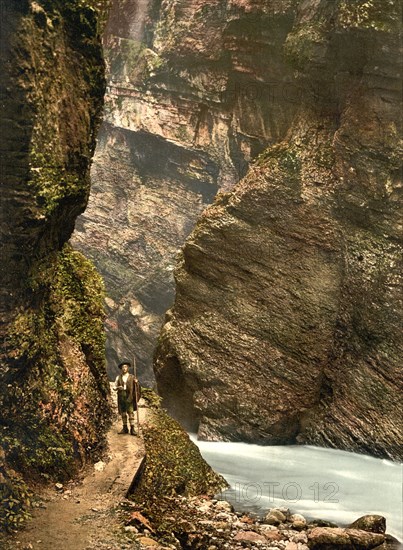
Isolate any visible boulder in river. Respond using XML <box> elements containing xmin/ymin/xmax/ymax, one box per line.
<box><xmin>308</xmin><ymin>526</ymin><xmax>385</xmax><ymax>549</ymax></box>
<box><xmin>349</xmin><ymin>515</ymin><xmax>387</xmax><ymax>534</ymax></box>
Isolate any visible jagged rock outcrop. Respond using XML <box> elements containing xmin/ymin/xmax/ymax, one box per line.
<box><xmin>155</xmin><ymin>0</ymin><xmax>403</xmax><ymax>461</ymax></box>
<box><xmin>0</xmin><ymin>0</ymin><xmax>110</xmax><ymax>528</ymax></box>
<box><xmin>72</xmin><ymin>0</ymin><xmax>301</xmax><ymax>383</ymax></box>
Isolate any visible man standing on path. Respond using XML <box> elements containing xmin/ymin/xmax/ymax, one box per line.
<box><xmin>114</xmin><ymin>359</ymin><xmax>141</xmax><ymax>435</ymax></box>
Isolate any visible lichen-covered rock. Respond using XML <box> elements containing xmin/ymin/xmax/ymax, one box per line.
<box><xmin>0</xmin><ymin>0</ymin><xmax>110</xmax><ymax>530</ymax></box>
<box><xmin>154</xmin><ymin>0</ymin><xmax>403</xmax><ymax>460</ymax></box>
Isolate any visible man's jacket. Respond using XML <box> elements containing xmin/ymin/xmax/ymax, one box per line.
<box><xmin>116</xmin><ymin>374</ymin><xmax>141</xmax><ymax>412</ymax></box>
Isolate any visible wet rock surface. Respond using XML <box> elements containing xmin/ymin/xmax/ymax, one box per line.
<box><xmin>154</xmin><ymin>0</ymin><xmax>403</xmax><ymax>460</ymax></box>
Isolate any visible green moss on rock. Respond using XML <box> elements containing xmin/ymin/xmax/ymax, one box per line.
<box><xmin>29</xmin><ymin>152</ymin><xmax>84</xmax><ymax>215</ymax></box>
<box><xmin>130</xmin><ymin>391</ymin><xmax>226</xmax><ymax>539</ymax></box>
<box><xmin>1</xmin><ymin>244</ymin><xmax>111</xmax><ymax>529</ymax></box>
<box><xmin>284</xmin><ymin>22</ymin><xmax>327</xmax><ymax>69</ymax></box>
<box><xmin>337</xmin><ymin>0</ymin><xmax>400</xmax><ymax>32</ymax></box>
<box><xmin>134</xmin><ymin>395</ymin><xmax>225</xmax><ymax>501</ymax></box>
<box><xmin>255</xmin><ymin>143</ymin><xmax>302</xmax><ymax>186</ymax></box>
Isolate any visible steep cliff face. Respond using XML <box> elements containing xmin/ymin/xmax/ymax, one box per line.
<box><xmin>0</xmin><ymin>0</ymin><xmax>110</xmax><ymax>528</ymax></box>
<box><xmin>72</xmin><ymin>0</ymin><xmax>301</xmax><ymax>383</ymax></box>
<box><xmin>155</xmin><ymin>0</ymin><xmax>403</xmax><ymax>461</ymax></box>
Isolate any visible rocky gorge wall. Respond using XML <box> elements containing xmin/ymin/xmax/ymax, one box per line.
<box><xmin>154</xmin><ymin>0</ymin><xmax>403</xmax><ymax>461</ymax></box>
<box><xmin>0</xmin><ymin>0</ymin><xmax>111</xmax><ymax>528</ymax></box>
<box><xmin>72</xmin><ymin>0</ymin><xmax>302</xmax><ymax>383</ymax></box>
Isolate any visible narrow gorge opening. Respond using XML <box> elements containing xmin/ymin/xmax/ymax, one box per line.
<box><xmin>1</xmin><ymin>0</ymin><xmax>402</xmax><ymax>546</ymax></box>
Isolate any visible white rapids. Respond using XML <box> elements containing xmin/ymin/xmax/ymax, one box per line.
<box><xmin>190</xmin><ymin>437</ymin><xmax>402</xmax><ymax>542</ymax></box>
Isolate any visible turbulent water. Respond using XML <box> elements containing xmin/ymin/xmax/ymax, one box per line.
<box><xmin>190</xmin><ymin>437</ymin><xmax>402</xmax><ymax>541</ymax></box>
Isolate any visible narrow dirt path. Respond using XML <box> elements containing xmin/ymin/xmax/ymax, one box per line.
<box><xmin>4</xmin><ymin>406</ymin><xmax>146</xmax><ymax>550</ymax></box>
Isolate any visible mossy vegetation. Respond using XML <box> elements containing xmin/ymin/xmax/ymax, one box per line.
<box><xmin>11</xmin><ymin>0</ymin><xmax>108</xmax><ymax>221</ymax></box>
<box><xmin>52</xmin><ymin>245</ymin><xmax>107</xmax><ymax>372</ymax></box>
<box><xmin>284</xmin><ymin>22</ymin><xmax>327</xmax><ymax>69</ymax></box>
<box><xmin>314</xmin><ymin>143</ymin><xmax>335</xmax><ymax>170</ymax></box>
<box><xmin>106</xmin><ymin>38</ymin><xmax>165</xmax><ymax>83</ymax></box>
<box><xmin>134</xmin><ymin>392</ymin><xmax>225</xmax><ymax>500</ymax></box>
<box><xmin>256</xmin><ymin>143</ymin><xmax>301</xmax><ymax>182</ymax></box>
<box><xmin>38</xmin><ymin>0</ymin><xmax>110</xmax><ymax>33</ymax></box>
<box><xmin>129</xmin><ymin>390</ymin><xmax>226</xmax><ymax>542</ymax></box>
<box><xmin>29</xmin><ymin>152</ymin><xmax>84</xmax><ymax>215</ymax></box>
<box><xmin>0</xmin><ymin>462</ymin><xmax>33</xmax><ymax>533</ymax></box>
<box><xmin>337</xmin><ymin>0</ymin><xmax>399</xmax><ymax>32</ymax></box>
<box><xmin>1</xmin><ymin>245</ymin><xmax>111</xmax><ymax>531</ymax></box>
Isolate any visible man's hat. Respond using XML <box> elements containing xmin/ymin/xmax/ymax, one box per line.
<box><xmin>118</xmin><ymin>359</ymin><xmax>131</xmax><ymax>369</ymax></box>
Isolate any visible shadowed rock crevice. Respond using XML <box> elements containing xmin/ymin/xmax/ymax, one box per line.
<box><xmin>154</xmin><ymin>354</ymin><xmax>200</xmax><ymax>433</ymax></box>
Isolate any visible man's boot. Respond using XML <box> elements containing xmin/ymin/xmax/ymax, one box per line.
<box><xmin>130</xmin><ymin>426</ymin><xmax>136</xmax><ymax>436</ymax></box>
<box><xmin>118</xmin><ymin>425</ymin><xmax>129</xmax><ymax>434</ymax></box>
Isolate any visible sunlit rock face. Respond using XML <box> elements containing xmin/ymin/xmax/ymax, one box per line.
<box><xmin>0</xmin><ymin>0</ymin><xmax>111</xmax><ymax>498</ymax></box>
<box><xmin>72</xmin><ymin>0</ymin><xmax>300</xmax><ymax>384</ymax></box>
<box><xmin>155</xmin><ymin>0</ymin><xmax>403</xmax><ymax>461</ymax></box>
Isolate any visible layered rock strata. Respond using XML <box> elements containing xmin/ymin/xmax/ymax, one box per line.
<box><xmin>155</xmin><ymin>0</ymin><xmax>403</xmax><ymax>461</ymax></box>
<box><xmin>0</xmin><ymin>0</ymin><xmax>111</xmax><ymax>527</ymax></box>
<box><xmin>72</xmin><ymin>0</ymin><xmax>301</xmax><ymax>383</ymax></box>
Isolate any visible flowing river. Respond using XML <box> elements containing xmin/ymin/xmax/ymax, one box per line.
<box><xmin>190</xmin><ymin>437</ymin><xmax>402</xmax><ymax>542</ymax></box>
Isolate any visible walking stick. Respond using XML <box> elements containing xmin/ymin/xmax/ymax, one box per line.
<box><xmin>133</xmin><ymin>356</ymin><xmax>141</xmax><ymax>435</ymax></box>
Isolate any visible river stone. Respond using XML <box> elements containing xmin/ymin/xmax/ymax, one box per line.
<box><xmin>290</xmin><ymin>514</ymin><xmax>306</xmax><ymax>522</ymax></box>
<box><xmin>233</xmin><ymin>530</ymin><xmax>268</xmax><ymax>543</ymax></box>
<box><xmin>373</xmin><ymin>534</ymin><xmax>403</xmax><ymax>550</ymax></box>
<box><xmin>290</xmin><ymin>513</ymin><xmax>307</xmax><ymax>530</ymax></box>
<box><xmin>346</xmin><ymin>529</ymin><xmax>385</xmax><ymax>548</ymax></box>
<box><xmin>214</xmin><ymin>500</ymin><xmax>234</xmax><ymax>513</ymax></box>
<box><xmin>349</xmin><ymin>515</ymin><xmax>386</xmax><ymax>534</ymax></box>
<box><xmin>260</xmin><ymin>524</ymin><xmax>280</xmax><ymax>532</ymax></box>
<box><xmin>308</xmin><ymin>520</ymin><xmax>340</xmax><ymax>529</ymax></box>
<box><xmin>261</xmin><ymin>528</ymin><xmax>283</xmax><ymax>542</ymax></box>
<box><xmin>308</xmin><ymin>527</ymin><xmax>352</xmax><ymax>547</ymax></box>
<box><xmin>291</xmin><ymin>532</ymin><xmax>308</xmax><ymax>544</ymax></box>
<box><xmin>308</xmin><ymin>527</ymin><xmax>385</xmax><ymax>549</ymax></box>
<box><xmin>265</xmin><ymin>509</ymin><xmax>287</xmax><ymax>525</ymax></box>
